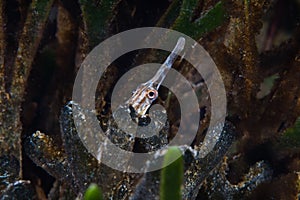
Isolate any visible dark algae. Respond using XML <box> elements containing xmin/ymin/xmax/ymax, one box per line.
<box><xmin>0</xmin><ymin>0</ymin><xmax>300</xmax><ymax>199</ymax></box>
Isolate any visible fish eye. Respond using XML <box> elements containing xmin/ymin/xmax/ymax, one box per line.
<box><xmin>147</xmin><ymin>89</ymin><xmax>158</xmax><ymax>100</ymax></box>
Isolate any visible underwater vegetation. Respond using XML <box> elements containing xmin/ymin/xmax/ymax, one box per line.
<box><xmin>0</xmin><ymin>0</ymin><xmax>300</xmax><ymax>199</ymax></box>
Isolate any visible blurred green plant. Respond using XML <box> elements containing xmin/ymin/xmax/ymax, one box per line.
<box><xmin>158</xmin><ymin>0</ymin><xmax>226</xmax><ymax>39</ymax></box>
<box><xmin>282</xmin><ymin>117</ymin><xmax>300</xmax><ymax>147</ymax></box>
<box><xmin>79</xmin><ymin>0</ymin><xmax>121</xmax><ymax>48</ymax></box>
<box><xmin>160</xmin><ymin>147</ymin><xmax>184</xmax><ymax>200</ymax></box>
<box><xmin>84</xmin><ymin>183</ymin><xmax>103</xmax><ymax>200</ymax></box>
<box><xmin>174</xmin><ymin>1</ymin><xmax>225</xmax><ymax>38</ymax></box>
